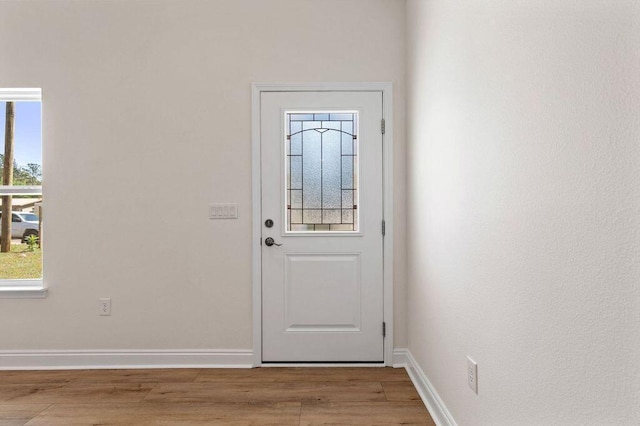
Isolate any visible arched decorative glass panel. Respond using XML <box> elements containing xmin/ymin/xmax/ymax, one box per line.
<box><xmin>285</xmin><ymin>112</ymin><xmax>359</xmax><ymax>232</ymax></box>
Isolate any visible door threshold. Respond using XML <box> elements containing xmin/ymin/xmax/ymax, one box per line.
<box><xmin>261</xmin><ymin>362</ymin><xmax>385</xmax><ymax>368</ymax></box>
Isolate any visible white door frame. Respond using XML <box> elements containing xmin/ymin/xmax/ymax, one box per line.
<box><xmin>251</xmin><ymin>82</ymin><xmax>394</xmax><ymax>366</ymax></box>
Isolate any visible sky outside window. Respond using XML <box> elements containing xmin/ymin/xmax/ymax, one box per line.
<box><xmin>0</xmin><ymin>101</ymin><xmax>42</xmax><ymax>168</ymax></box>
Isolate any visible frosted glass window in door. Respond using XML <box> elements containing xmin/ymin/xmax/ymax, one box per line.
<box><xmin>285</xmin><ymin>112</ymin><xmax>359</xmax><ymax>232</ymax></box>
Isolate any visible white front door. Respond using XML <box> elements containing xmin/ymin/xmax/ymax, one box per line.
<box><xmin>261</xmin><ymin>91</ymin><xmax>384</xmax><ymax>362</ymax></box>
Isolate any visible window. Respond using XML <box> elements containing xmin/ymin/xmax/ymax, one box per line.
<box><xmin>0</xmin><ymin>88</ymin><xmax>45</xmax><ymax>298</ymax></box>
<box><xmin>285</xmin><ymin>111</ymin><xmax>360</xmax><ymax>232</ymax></box>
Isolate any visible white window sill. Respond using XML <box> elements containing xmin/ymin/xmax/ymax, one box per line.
<box><xmin>0</xmin><ymin>280</ymin><xmax>47</xmax><ymax>299</ymax></box>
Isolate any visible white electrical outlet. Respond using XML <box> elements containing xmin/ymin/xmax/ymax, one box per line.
<box><xmin>209</xmin><ymin>203</ymin><xmax>238</xmax><ymax>219</ymax></box>
<box><xmin>99</xmin><ymin>298</ymin><xmax>111</xmax><ymax>316</ymax></box>
<box><xmin>467</xmin><ymin>356</ymin><xmax>478</xmax><ymax>394</ymax></box>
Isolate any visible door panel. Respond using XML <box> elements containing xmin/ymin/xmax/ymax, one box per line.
<box><xmin>284</xmin><ymin>253</ymin><xmax>361</xmax><ymax>332</ymax></box>
<box><xmin>261</xmin><ymin>91</ymin><xmax>383</xmax><ymax>362</ymax></box>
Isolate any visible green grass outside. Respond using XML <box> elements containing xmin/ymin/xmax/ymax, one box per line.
<box><xmin>0</xmin><ymin>244</ymin><xmax>42</xmax><ymax>279</ymax></box>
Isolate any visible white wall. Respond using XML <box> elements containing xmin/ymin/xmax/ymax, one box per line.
<box><xmin>0</xmin><ymin>0</ymin><xmax>407</xmax><ymax>353</ymax></box>
<box><xmin>406</xmin><ymin>0</ymin><xmax>639</xmax><ymax>425</ymax></box>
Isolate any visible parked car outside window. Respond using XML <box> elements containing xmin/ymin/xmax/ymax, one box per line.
<box><xmin>0</xmin><ymin>211</ymin><xmax>39</xmax><ymax>243</ymax></box>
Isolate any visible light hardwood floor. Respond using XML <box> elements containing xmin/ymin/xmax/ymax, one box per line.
<box><xmin>0</xmin><ymin>367</ymin><xmax>436</xmax><ymax>425</ymax></box>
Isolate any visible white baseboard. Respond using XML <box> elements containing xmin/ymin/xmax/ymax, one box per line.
<box><xmin>392</xmin><ymin>347</ymin><xmax>411</xmax><ymax>368</ymax></box>
<box><xmin>0</xmin><ymin>349</ymin><xmax>254</xmax><ymax>370</ymax></box>
<box><xmin>393</xmin><ymin>348</ymin><xmax>457</xmax><ymax>426</ymax></box>
<box><xmin>261</xmin><ymin>363</ymin><xmax>385</xmax><ymax>367</ymax></box>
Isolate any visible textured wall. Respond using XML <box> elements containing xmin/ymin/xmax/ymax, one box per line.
<box><xmin>0</xmin><ymin>0</ymin><xmax>407</xmax><ymax>351</ymax></box>
<box><xmin>406</xmin><ymin>0</ymin><xmax>640</xmax><ymax>424</ymax></box>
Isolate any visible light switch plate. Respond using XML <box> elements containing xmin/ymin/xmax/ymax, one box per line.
<box><xmin>209</xmin><ymin>203</ymin><xmax>238</xmax><ymax>219</ymax></box>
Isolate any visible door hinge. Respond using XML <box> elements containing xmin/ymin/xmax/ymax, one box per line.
<box><xmin>382</xmin><ymin>220</ymin><xmax>386</xmax><ymax>236</ymax></box>
<box><xmin>381</xmin><ymin>118</ymin><xmax>385</xmax><ymax>135</ymax></box>
<box><xmin>383</xmin><ymin>322</ymin><xmax>386</xmax><ymax>338</ymax></box>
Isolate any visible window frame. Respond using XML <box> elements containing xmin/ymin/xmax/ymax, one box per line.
<box><xmin>0</xmin><ymin>88</ymin><xmax>46</xmax><ymax>298</ymax></box>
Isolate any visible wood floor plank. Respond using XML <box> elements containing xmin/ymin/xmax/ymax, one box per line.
<box><xmin>299</xmin><ymin>401</ymin><xmax>436</xmax><ymax>426</ymax></box>
<box><xmin>0</xmin><ymin>383</ymin><xmax>154</xmax><ymax>404</ymax></box>
<box><xmin>71</xmin><ymin>369</ymin><xmax>200</xmax><ymax>383</ymax></box>
<box><xmin>24</xmin><ymin>403</ymin><xmax>141</xmax><ymax>426</ymax></box>
<box><xmin>0</xmin><ymin>371</ymin><xmax>78</xmax><ymax>385</ymax></box>
<box><xmin>26</xmin><ymin>402</ymin><xmax>302</xmax><ymax>426</ymax></box>
<box><xmin>144</xmin><ymin>382</ymin><xmax>385</xmax><ymax>403</ymax></box>
<box><xmin>0</xmin><ymin>404</ymin><xmax>50</xmax><ymax>426</ymax></box>
<box><xmin>381</xmin><ymin>381</ymin><xmax>422</xmax><ymax>401</ymax></box>
<box><xmin>0</xmin><ymin>420</ymin><xmax>31</xmax><ymax>426</ymax></box>
<box><xmin>0</xmin><ymin>369</ymin><xmax>199</xmax><ymax>385</ymax></box>
<box><xmin>0</xmin><ymin>385</ymin><xmax>65</xmax><ymax>404</ymax></box>
<box><xmin>195</xmin><ymin>367</ymin><xmax>410</xmax><ymax>383</ymax></box>
<box><xmin>136</xmin><ymin>401</ymin><xmax>302</xmax><ymax>425</ymax></box>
